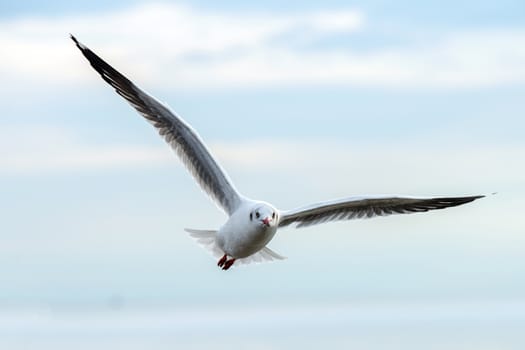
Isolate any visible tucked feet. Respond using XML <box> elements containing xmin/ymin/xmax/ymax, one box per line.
<box><xmin>222</xmin><ymin>258</ymin><xmax>236</xmax><ymax>270</ymax></box>
<box><xmin>217</xmin><ymin>254</ymin><xmax>228</xmax><ymax>268</ymax></box>
<box><xmin>217</xmin><ymin>254</ymin><xmax>236</xmax><ymax>270</ymax></box>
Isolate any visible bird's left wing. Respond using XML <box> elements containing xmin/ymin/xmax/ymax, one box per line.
<box><xmin>278</xmin><ymin>195</ymin><xmax>484</xmax><ymax>228</ymax></box>
<box><xmin>71</xmin><ymin>35</ymin><xmax>243</xmax><ymax>215</ymax></box>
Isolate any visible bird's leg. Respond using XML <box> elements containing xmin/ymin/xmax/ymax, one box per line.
<box><xmin>222</xmin><ymin>258</ymin><xmax>236</xmax><ymax>270</ymax></box>
<box><xmin>217</xmin><ymin>254</ymin><xmax>228</xmax><ymax>268</ymax></box>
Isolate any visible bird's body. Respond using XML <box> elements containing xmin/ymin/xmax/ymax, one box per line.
<box><xmin>216</xmin><ymin>201</ymin><xmax>278</xmax><ymax>259</ymax></box>
<box><xmin>71</xmin><ymin>35</ymin><xmax>484</xmax><ymax>270</ymax></box>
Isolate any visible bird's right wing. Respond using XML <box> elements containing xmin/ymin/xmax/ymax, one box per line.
<box><xmin>279</xmin><ymin>195</ymin><xmax>484</xmax><ymax>228</ymax></box>
<box><xmin>71</xmin><ymin>35</ymin><xmax>243</xmax><ymax>215</ymax></box>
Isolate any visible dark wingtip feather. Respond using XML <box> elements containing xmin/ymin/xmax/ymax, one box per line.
<box><xmin>462</xmin><ymin>195</ymin><xmax>485</xmax><ymax>203</ymax></box>
<box><xmin>70</xmin><ymin>34</ymin><xmax>92</xmax><ymax>57</ymax></box>
<box><xmin>435</xmin><ymin>195</ymin><xmax>485</xmax><ymax>208</ymax></box>
<box><xmin>70</xmin><ymin>34</ymin><xmax>84</xmax><ymax>50</ymax></box>
<box><xmin>69</xmin><ymin>34</ymin><xmax>134</xmax><ymax>90</ymax></box>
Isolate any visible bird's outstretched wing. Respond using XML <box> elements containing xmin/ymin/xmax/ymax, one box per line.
<box><xmin>279</xmin><ymin>195</ymin><xmax>484</xmax><ymax>228</ymax></box>
<box><xmin>71</xmin><ymin>35</ymin><xmax>243</xmax><ymax>215</ymax></box>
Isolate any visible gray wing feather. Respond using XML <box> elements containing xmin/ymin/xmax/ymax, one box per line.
<box><xmin>279</xmin><ymin>195</ymin><xmax>484</xmax><ymax>228</ymax></box>
<box><xmin>71</xmin><ymin>35</ymin><xmax>242</xmax><ymax>215</ymax></box>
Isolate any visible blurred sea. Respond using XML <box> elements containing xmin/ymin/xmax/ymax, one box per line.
<box><xmin>1</xmin><ymin>300</ymin><xmax>524</xmax><ymax>349</ymax></box>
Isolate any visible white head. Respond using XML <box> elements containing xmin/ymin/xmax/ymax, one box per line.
<box><xmin>249</xmin><ymin>203</ymin><xmax>278</xmax><ymax>228</ymax></box>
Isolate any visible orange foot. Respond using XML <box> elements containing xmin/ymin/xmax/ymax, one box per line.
<box><xmin>222</xmin><ymin>258</ymin><xmax>236</xmax><ymax>270</ymax></box>
<box><xmin>217</xmin><ymin>254</ymin><xmax>228</xmax><ymax>268</ymax></box>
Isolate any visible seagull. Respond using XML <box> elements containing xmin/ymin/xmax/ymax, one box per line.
<box><xmin>71</xmin><ymin>35</ymin><xmax>484</xmax><ymax>270</ymax></box>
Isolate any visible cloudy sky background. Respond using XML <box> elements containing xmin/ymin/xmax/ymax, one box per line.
<box><xmin>0</xmin><ymin>0</ymin><xmax>524</xmax><ymax>349</ymax></box>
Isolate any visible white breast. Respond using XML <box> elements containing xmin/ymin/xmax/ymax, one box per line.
<box><xmin>216</xmin><ymin>203</ymin><xmax>278</xmax><ymax>258</ymax></box>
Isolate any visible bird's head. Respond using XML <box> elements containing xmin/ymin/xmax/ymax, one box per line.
<box><xmin>249</xmin><ymin>203</ymin><xmax>278</xmax><ymax>228</ymax></box>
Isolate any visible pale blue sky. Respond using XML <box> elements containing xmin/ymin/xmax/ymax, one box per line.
<box><xmin>0</xmin><ymin>1</ymin><xmax>524</xmax><ymax>349</ymax></box>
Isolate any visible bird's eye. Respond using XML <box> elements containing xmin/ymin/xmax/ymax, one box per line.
<box><xmin>256</xmin><ymin>212</ymin><xmax>260</xmax><ymax>219</ymax></box>
<box><xmin>250</xmin><ymin>213</ymin><xmax>253</xmax><ymax>220</ymax></box>
<box><xmin>272</xmin><ymin>212</ymin><xmax>276</xmax><ymax>219</ymax></box>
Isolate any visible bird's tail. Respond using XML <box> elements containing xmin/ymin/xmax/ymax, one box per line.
<box><xmin>184</xmin><ymin>228</ymin><xmax>224</xmax><ymax>259</ymax></box>
<box><xmin>184</xmin><ymin>228</ymin><xmax>286</xmax><ymax>265</ymax></box>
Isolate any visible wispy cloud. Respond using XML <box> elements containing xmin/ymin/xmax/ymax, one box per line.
<box><xmin>1</xmin><ymin>3</ymin><xmax>524</xmax><ymax>89</ymax></box>
<box><xmin>0</xmin><ymin>126</ymin><xmax>308</xmax><ymax>175</ymax></box>
<box><xmin>1</xmin><ymin>127</ymin><xmax>521</xmax><ymax>202</ymax></box>
<box><xmin>0</xmin><ymin>3</ymin><xmax>363</xmax><ymax>85</ymax></box>
<box><xmin>0</xmin><ymin>126</ymin><xmax>171</xmax><ymax>174</ymax></box>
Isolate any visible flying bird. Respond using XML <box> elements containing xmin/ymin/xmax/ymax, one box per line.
<box><xmin>71</xmin><ymin>35</ymin><xmax>484</xmax><ymax>270</ymax></box>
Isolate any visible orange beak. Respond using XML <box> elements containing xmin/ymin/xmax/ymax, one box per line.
<box><xmin>262</xmin><ymin>217</ymin><xmax>271</xmax><ymax>226</ymax></box>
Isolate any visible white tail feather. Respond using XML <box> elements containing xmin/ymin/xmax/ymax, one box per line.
<box><xmin>184</xmin><ymin>228</ymin><xmax>286</xmax><ymax>266</ymax></box>
<box><xmin>236</xmin><ymin>246</ymin><xmax>287</xmax><ymax>265</ymax></box>
<box><xmin>184</xmin><ymin>228</ymin><xmax>223</xmax><ymax>259</ymax></box>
